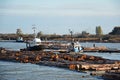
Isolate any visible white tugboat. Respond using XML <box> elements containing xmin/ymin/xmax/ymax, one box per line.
<box><xmin>72</xmin><ymin>41</ymin><xmax>83</xmax><ymax>52</ymax></box>
<box><xmin>16</xmin><ymin>37</ymin><xmax>24</xmax><ymax>42</ymax></box>
<box><xmin>26</xmin><ymin>38</ymin><xmax>45</xmax><ymax>51</ymax></box>
<box><xmin>26</xmin><ymin>27</ymin><xmax>44</xmax><ymax>51</ymax></box>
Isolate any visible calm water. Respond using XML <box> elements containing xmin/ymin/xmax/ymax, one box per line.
<box><xmin>0</xmin><ymin>41</ymin><xmax>26</xmax><ymax>51</ymax></box>
<box><xmin>0</xmin><ymin>41</ymin><xmax>120</xmax><ymax>80</ymax></box>
<box><xmin>81</xmin><ymin>42</ymin><xmax>120</xmax><ymax>50</ymax></box>
<box><xmin>81</xmin><ymin>42</ymin><xmax>120</xmax><ymax>60</ymax></box>
<box><xmin>0</xmin><ymin>61</ymin><xmax>103</xmax><ymax>80</ymax></box>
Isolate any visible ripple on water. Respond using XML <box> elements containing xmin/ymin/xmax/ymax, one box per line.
<box><xmin>0</xmin><ymin>61</ymin><xmax>104</xmax><ymax>80</ymax></box>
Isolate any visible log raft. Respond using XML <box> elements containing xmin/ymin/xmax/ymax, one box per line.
<box><xmin>83</xmin><ymin>46</ymin><xmax>120</xmax><ymax>53</ymax></box>
<box><xmin>0</xmin><ymin>47</ymin><xmax>120</xmax><ymax>73</ymax></box>
<box><xmin>21</xmin><ymin>43</ymin><xmax>120</xmax><ymax>53</ymax></box>
<box><xmin>102</xmin><ymin>69</ymin><xmax>120</xmax><ymax>80</ymax></box>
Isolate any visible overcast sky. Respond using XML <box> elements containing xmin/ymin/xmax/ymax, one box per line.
<box><xmin>0</xmin><ymin>0</ymin><xmax>120</xmax><ymax>34</ymax></box>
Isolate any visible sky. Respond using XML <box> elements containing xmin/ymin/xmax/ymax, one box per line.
<box><xmin>0</xmin><ymin>0</ymin><xmax>120</xmax><ymax>34</ymax></box>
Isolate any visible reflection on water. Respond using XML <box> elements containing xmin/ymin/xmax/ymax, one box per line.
<box><xmin>0</xmin><ymin>61</ymin><xmax>103</xmax><ymax>80</ymax></box>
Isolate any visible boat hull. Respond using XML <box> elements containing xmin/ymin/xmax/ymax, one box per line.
<box><xmin>16</xmin><ymin>40</ymin><xmax>24</xmax><ymax>42</ymax></box>
<box><xmin>27</xmin><ymin>45</ymin><xmax>45</xmax><ymax>51</ymax></box>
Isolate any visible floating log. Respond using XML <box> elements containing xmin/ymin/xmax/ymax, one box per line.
<box><xmin>0</xmin><ymin>47</ymin><xmax>120</xmax><ymax>73</ymax></box>
<box><xmin>84</xmin><ymin>49</ymin><xmax>120</xmax><ymax>53</ymax></box>
<box><xmin>83</xmin><ymin>46</ymin><xmax>120</xmax><ymax>53</ymax></box>
<box><xmin>90</xmin><ymin>71</ymin><xmax>105</xmax><ymax>76</ymax></box>
<box><xmin>102</xmin><ymin>69</ymin><xmax>120</xmax><ymax>80</ymax></box>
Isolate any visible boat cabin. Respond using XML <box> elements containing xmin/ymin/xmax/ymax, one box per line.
<box><xmin>29</xmin><ymin>38</ymin><xmax>41</xmax><ymax>47</ymax></box>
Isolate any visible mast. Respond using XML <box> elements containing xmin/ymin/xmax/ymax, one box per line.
<box><xmin>32</xmin><ymin>24</ymin><xmax>36</xmax><ymax>38</ymax></box>
<box><xmin>69</xmin><ymin>29</ymin><xmax>73</xmax><ymax>43</ymax></box>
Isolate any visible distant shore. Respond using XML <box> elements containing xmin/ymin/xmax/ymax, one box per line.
<box><xmin>0</xmin><ymin>33</ymin><xmax>120</xmax><ymax>43</ymax></box>
<box><xmin>0</xmin><ymin>40</ymin><xmax>16</xmax><ymax>42</ymax></box>
<box><xmin>0</xmin><ymin>38</ymin><xmax>120</xmax><ymax>43</ymax></box>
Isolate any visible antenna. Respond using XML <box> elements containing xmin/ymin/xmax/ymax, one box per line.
<box><xmin>69</xmin><ymin>29</ymin><xmax>73</xmax><ymax>43</ymax></box>
<box><xmin>32</xmin><ymin>24</ymin><xmax>36</xmax><ymax>38</ymax></box>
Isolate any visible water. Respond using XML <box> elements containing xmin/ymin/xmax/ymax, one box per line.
<box><xmin>0</xmin><ymin>61</ymin><xmax>103</xmax><ymax>80</ymax></box>
<box><xmin>0</xmin><ymin>41</ymin><xmax>120</xmax><ymax>80</ymax></box>
<box><xmin>81</xmin><ymin>42</ymin><xmax>120</xmax><ymax>60</ymax></box>
<box><xmin>81</xmin><ymin>42</ymin><xmax>120</xmax><ymax>50</ymax></box>
<box><xmin>0</xmin><ymin>41</ymin><xmax>26</xmax><ymax>51</ymax></box>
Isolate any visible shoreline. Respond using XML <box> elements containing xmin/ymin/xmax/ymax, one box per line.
<box><xmin>0</xmin><ymin>39</ymin><xmax>120</xmax><ymax>43</ymax></box>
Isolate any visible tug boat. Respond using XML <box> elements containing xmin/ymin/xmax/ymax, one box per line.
<box><xmin>16</xmin><ymin>37</ymin><xmax>24</xmax><ymax>42</ymax></box>
<box><xmin>69</xmin><ymin>41</ymin><xmax>83</xmax><ymax>53</ymax></box>
<box><xmin>26</xmin><ymin>38</ymin><xmax>45</xmax><ymax>51</ymax></box>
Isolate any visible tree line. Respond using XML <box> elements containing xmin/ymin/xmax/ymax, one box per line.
<box><xmin>0</xmin><ymin>26</ymin><xmax>120</xmax><ymax>42</ymax></box>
